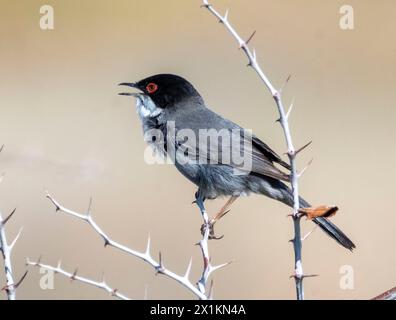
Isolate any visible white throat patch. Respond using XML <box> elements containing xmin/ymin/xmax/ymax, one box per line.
<box><xmin>136</xmin><ymin>95</ymin><xmax>162</xmax><ymax>119</ymax></box>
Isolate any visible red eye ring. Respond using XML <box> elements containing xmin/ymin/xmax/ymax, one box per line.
<box><xmin>146</xmin><ymin>82</ymin><xmax>158</xmax><ymax>94</ymax></box>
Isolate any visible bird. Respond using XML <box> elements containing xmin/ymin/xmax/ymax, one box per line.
<box><xmin>119</xmin><ymin>73</ymin><xmax>355</xmax><ymax>250</ymax></box>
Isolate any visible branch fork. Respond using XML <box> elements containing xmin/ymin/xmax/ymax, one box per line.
<box><xmin>44</xmin><ymin>192</ymin><xmax>209</xmax><ymax>299</ymax></box>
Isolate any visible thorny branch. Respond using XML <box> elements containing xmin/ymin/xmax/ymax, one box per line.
<box><xmin>195</xmin><ymin>195</ymin><xmax>231</xmax><ymax>298</ymax></box>
<box><xmin>372</xmin><ymin>287</ymin><xmax>396</xmax><ymax>300</ymax></box>
<box><xmin>0</xmin><ymin>147</ymin><xmax>26</xmax><ymax>300</ymax></box>
<box><xmin>0</xmin><ymin>210</ymin><xmax>21</xmax><ymax>300</ymax></box>
<box><xmin>26</xmin><ymin>258</ymin><xmax>130</xmax><ymax>300</ymax></box>
<box><xmin>201</xmin><ymin>0</ymin><xmax>312</xmax><ymax>299</ymax></box>
<box><xmin>40</xmin><ymin>192</ymin><xmax>228</xmax><ymax>299</ymax></box>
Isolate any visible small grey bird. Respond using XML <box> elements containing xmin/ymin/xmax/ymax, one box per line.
<box><xmin>119</xmin><ymin>74</ymin><xmax>355</xmax><ymax>250</ymax></box>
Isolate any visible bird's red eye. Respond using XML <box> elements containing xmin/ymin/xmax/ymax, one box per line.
<box><xmin>146</xmin><ymin>83</ymin><xmax>158</xmax><ymax>94</ymax></box>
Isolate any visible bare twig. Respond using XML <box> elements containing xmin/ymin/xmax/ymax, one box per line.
<box><xmin>195</xmin><ymin>196</ymin><xmax>231</xmax><ymax>296</ymax></box>
<box><xmin>372</xmin><ymin>287</ymin><xmax>396</xmax><ymax>300</ymax></box>
<box><xmin>26</xmin><ymin>258</ymin><xmax>130</xmax><ymax>300</ymax></box>
<box><xmin>201</xmin><ymin>0</ymin><xmax>310</xmax><ymax>299</ymax></box>
<box><xmin>45</xmin><ymin>192</ymin><xmax>207</xmax><ymax>300</ymax></box>
<box><xmin>197</xmin><ymin>204</ymin><xmax>212</xmax><ymax>295</ymax></box>
<box><xmin>0</xmin><ymin>146</ymin><xmax>26</xmax><ymax>300</ymax></box>
<box><xmin>0</xmin><ymin>209</ymin><xmax>23</xmax><ymax>300</ymax></box>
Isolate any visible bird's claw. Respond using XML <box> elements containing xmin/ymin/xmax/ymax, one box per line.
<box><xmin>200</xmin><ymin>221</ymin><xmax>224</xmax><ymax>240</ymax></box>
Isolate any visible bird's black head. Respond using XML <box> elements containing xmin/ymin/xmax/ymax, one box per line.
<box><xmin>119</xmin><ymin>74</ymin><xmax>202</xmax><ymax>109</ymax></box>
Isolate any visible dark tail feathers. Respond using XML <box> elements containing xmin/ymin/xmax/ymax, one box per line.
<box><xmin>313</xmin><ymin>217</ymin><xmax>355</xmax><ymax>251</ymax></box>
<box><xmin>299</xmin><ymin>198</ymin><xmax>356</xmax><ymax>251</ymax></box>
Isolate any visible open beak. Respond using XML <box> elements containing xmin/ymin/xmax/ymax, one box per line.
<box><xmin>118</xmin><ymin>82</ymin><xmax>142</xmax><ymax>96</ymax></box>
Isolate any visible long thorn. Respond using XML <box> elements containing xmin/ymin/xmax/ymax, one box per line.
<box><xmin>301</xmin><ymin>225</ymin><xmax>318</xmax><ymax>241</ymax></box>
<box><xmin>280</xmin><ymin>75</ymin><xmax>292</xmax><ymax>94</ymax></box>
<box><xmin>87</xmin><ymin>198</ymin><xmax>93</xmax><ymax>216</ymax></box>
<box><xmin>71</xmin><ymin>268</ymin><xmax>78</xmax><ymax>281</ymax></box>
<box><xmin>9</xmin><ymin>227</ymin><xmax>23</xmax><ymax>250</ymax></box>
<box><xmin>2</xmin><ymin>208</ymin><xmax>17</xmax><ymax>226</ymax></box>
<box><xmin>223</xmin><ymin>9</ymin><xmax>229</xmax><ymax>22</ymax></box>
<box><xmin>295</xmin><ymin>141</ymin><xmax>313</xmax><ymax>155</ymax></box>
<box><xmin>145</xmin><ymin>235</ymin><xmax>151</xmax><ymax>255</ymax></box>
<box><xmin>286</xmin><ymin>97</ymin><xmax>295</xmax><ymax>119</ymax></box>
<box><xmin>211</xmin><ymin>261</ymin><xmax>232</xmax><ymax>273</ymax></box>
<box><xmin>184</xmin><ymin>258</ymin><xmax>193</xmax><ymax>279</ymax></box>
<box><xmin>208</xmin><ymin>279</ymin><xmax>214</xmax><ymax>300</ymax></box>
<box><xmin>14</xmin><ymin>270</ymin><xmax>28</xmax><ymax>289</ymax></box>
<box><xmin>245</xmin><ymin>30</ymin><xmax>256</xmax><ymax>45</ymax></box>
<box><xmin>298</xmin><ymin>158</ymin><xmax>314</xmax><ymax>178</ymax></box>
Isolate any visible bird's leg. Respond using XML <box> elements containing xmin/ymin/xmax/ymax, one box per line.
<box><xmin>207</xmin><ymin>196</ymin><xmax>238</xmax><ymax>240</ymax></box>
<box><xmin>194</xmin><ymin>191</ymin><xmax>212</xmax><ymax>238</ymax></box>
<box><xmin>211</xmin><ymin>196</ymin><xmax>239</xmax><ymax>225</ymax></box>
<box><xmin>194</xmin><ymin>190</ymin><xmax>208</xmax><ymax>222</ymax></box>
<box><xmin>195</xmin><ymin>193</ymin><xmax>239</xmax><ymax>240</ymax></box>
<box><xmin>194</xmin><ymin>191</ymin><xmax>222</xmax><ymax>240</ymax></box>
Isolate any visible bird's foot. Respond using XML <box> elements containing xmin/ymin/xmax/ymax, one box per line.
<box><xmin>200</xmin><ymin>221</ymin><xmax>224</xmax><ymax>240</ymax></box>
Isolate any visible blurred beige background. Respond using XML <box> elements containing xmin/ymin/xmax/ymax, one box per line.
<box><xmin>0</xmin><ymin>0</ymin><xmax>395</xmax><ymax>300</ymax></box>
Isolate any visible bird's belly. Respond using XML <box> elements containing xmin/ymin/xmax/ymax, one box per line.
<box><xmin>175</xmin><ymin>162</ymin><xmax>249</xmax><ymax>199</ymax></box>
<box><xmin>174</xmin><ymin>161</ymin><xmax>201</xmax><ymax>186</ymax></box>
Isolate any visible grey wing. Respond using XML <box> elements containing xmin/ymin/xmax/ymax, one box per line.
<box><xmin>169</xmin><ymin>120</ymin><xmax>290</xmax><ymax>182</ymax></box>
<box><xmin>242</xmin><ymin>133</ymin><xmax>291</xmax><ymax>181</ymax></box>
<box><xmin>252</xmin><ymin>136</ymin><xmax>291</xmax><ymax>170</ymax></box>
